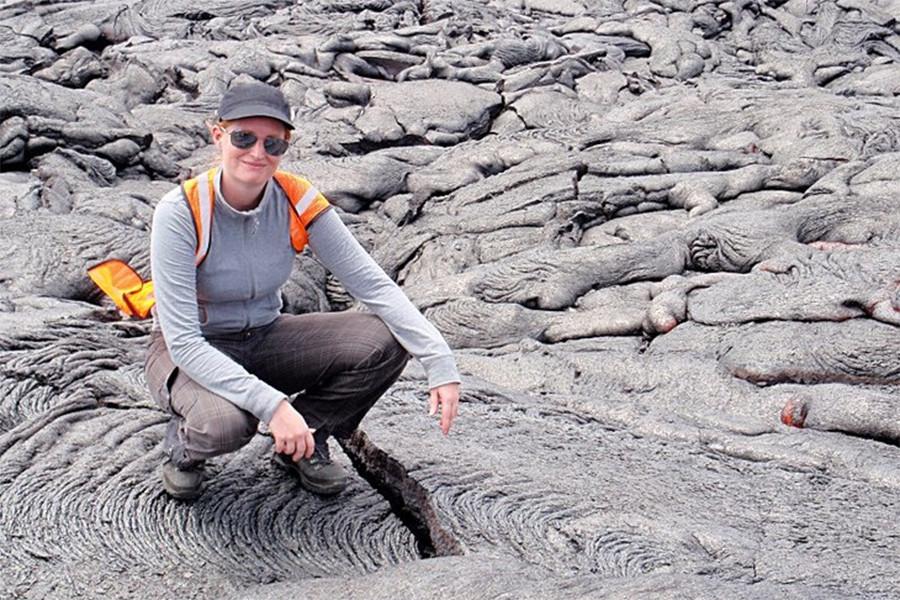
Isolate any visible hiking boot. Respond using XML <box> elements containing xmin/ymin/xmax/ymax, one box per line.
<box><xmin>162</xmin><ymin>459</ymin><xmax>205</xmax><ymax>500</ymax></box>
<box><xmin>274</xmin><ymin>443</ymin><xmax>349</xmax><ymax>496</ymax></box>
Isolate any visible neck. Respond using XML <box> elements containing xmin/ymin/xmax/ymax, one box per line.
<box><xmin>220</xmin><ymin>172</ymin><xmax>265</xmax><ymax>211</ymax></box>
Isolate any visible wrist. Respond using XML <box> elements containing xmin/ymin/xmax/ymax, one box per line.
<box><xmin>270</xmin><ymin>398</ymin><xmax>292</xmax><ymax>421</ymax></box>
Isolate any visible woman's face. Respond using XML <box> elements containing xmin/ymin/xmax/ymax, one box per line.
<box><xmin>211</xmin><ymin>116</ymin><xmax>289</xmax><ymax>189</ymax></box>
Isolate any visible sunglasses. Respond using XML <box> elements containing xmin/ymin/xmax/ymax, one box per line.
<box><xmin>220</xmin><ymin>128</ymin><xmax>290</xmax><ymax>156</ymax></box>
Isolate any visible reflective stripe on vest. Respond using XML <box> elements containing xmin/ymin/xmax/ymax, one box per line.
<box><xmin>181</xmin><ymin>169</ymin><xmax>216</xmax><ymax>265</ymax></box>
<box><xmin>181</xmin><ymin>168</ymin><xmax>331</xmax><ymax>265</ymax></box>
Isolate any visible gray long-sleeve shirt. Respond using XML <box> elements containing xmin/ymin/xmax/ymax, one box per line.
<box><xmin>150</xmin><ymin>169</ymin><xmax>460</xmax><ymax>424</ymax></box>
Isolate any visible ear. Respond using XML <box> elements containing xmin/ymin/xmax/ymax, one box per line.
<box><xmin>208</xmin><ymin>121</ymin><xmax>223</xmax><ymax>143</ymax></box>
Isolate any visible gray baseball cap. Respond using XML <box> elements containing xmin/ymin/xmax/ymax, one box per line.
<box><xmin>217</xmin><ymin>81</ymin><xmax>295</xmax><ymax>130</ymax></box>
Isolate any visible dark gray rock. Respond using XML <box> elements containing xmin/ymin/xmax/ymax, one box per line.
<box><xmin>2</xmin><ymin>0</ymin><xmax>900</xmax><ymax>597</ymax></box>
<box><xmin>722</xmin><ymin>320</ymin><xmax>900</xmax><ymax>385</ymax></box>
<box><xmin>34</xmin><ymin>46</ymin><xmax>107</xmax><ymax>88</ymax></box>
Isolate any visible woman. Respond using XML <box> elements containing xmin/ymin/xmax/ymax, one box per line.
<box><xmin>145</xmin><ymin>80</ymin><xmax>461</xmax><ymax>500</ymax></box>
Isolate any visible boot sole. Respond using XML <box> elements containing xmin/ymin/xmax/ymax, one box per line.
<box><xmin>273</xmin><ymin>455</ymin><xmax>348</xmax><ymax>496</ymax></box>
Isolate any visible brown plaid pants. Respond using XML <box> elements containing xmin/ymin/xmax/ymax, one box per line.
<box><xmin>144</xmin><ymin>312</ymin><xmax>409</xmax><ymax>467</ymax></box>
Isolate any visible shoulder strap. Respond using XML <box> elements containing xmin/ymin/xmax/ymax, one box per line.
<box><xmin>180</xmin><ymin>169</ymin><xmax>217</xmax><ymax>266</ymax></box>
<box><xmin>273</xmin><ymin>170</ymin><xmax>331</xmax><ymax>253</ymax></box>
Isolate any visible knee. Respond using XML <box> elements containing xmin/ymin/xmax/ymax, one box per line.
<box><xmin>192</xmin><ymin>406</ymin><xmax>258</xmax><ymax>453</ymax></box>
<box><xmin>385</xmin><ymin>337</ymin><xmax>409</xmax><ymax>373</ymax></box>
<box><xmin>361</xmin><ymin>315</ymin><xmax>409</xmax><ymax>371</ymax></box>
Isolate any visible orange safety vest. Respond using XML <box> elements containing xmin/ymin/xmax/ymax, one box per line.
<box><xmin>88</xmin><ymin>169</ymin><xmax>330</xmax><ymax>318</ymax></box>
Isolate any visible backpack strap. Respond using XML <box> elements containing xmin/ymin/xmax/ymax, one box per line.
<box><xmin>180</xmin><ymin>168</ymin><xmax>217</xmax><ymax>266</ymax></box>
<box><xmin>273</xmin><ymin>170</ymin><xmax>331</xmax><ymax>253</ymax></box>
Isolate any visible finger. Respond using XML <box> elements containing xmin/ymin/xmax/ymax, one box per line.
<box><xmin>304</xmin><ymin>431</ymin><xmax>316</xmax><ymax>459</ymax></box>
<box><xmin>294</xmin><ymin>436</ymin><xmax>309</xmax><ymax>462</ymax></box>
<box><xmin>441</xmin><ymin>397</ymin><xmax>452</xmax><ymax>435</ymax></box>
<box><xmin>300</xmin><ymin>430</ymin><xmax>316</xmax><ymax>460</ymax></box>
<box><xmin>428</xmin><ymin>389</ymin><xmax>438</xmax><ymax>416</ymax></box>
<box><xmin>447</xmin><ymin>394</ymin><xmax>460</xmax><ymax>434</ymax></box>
<box><xmin>274</xmin><ymin>436</ymin><xmax>285</xmax><ymax>454</ymax></box>
<box><xmin>283</xmin><ymin>439</ymin><xmax>296</xmax><ymax>458</ymax></box>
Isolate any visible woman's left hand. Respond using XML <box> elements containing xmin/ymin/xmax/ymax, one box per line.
<box><xmin>429</xmin><ymin>383</ymin><xmax>461</xmax><ymax>436</ymax></box>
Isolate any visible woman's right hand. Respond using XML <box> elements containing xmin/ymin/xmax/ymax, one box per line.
<box><xmin>268</xmin><ymin>399</ymin><xmax>316</xmax><ymax>462</ymax></box>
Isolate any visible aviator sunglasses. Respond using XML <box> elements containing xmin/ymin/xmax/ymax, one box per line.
<box><xmin>220</xmin><ymin>127</ymin><xmax>290</xmax><ymax>156</ymax></box>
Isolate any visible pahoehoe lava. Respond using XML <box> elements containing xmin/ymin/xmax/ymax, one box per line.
<box><xmin>2</xmin><ymin>0</ymin><xmax>900</xmax><ymax>597</ymax></box>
